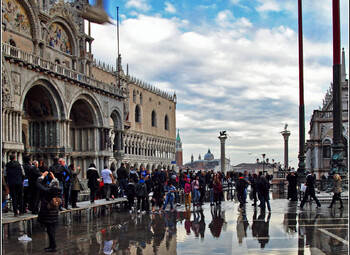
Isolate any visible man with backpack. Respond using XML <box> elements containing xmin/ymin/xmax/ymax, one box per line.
<box><xmin>135</xmin><ymin>175</ymin><xmax>148</xmax><ymax>214</ymax></box>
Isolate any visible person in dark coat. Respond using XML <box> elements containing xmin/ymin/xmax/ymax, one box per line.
<box><xmin>37</xmin><ymin>172</ymin><xmax>62</xmax><ymax>252</ymax></box>
<box><xmin>286</xmin><ymin>169</ymin><xmax>298</xmax><ymax>201</ymax></box>
<box><xmin>151</xmin><ymin>179</ymin><xmax>164</xmax><ymax>212</ymax></box>
<box><xmin>236</xmin><ymin>172</ymin><xmax>249</xmax><ymax>212</ymax></box>
<box><xmin>86</xmin><ymin>163</ymin><xmax>100</xmax><ymax>203</ymax></box>
<box><xmin>23</xmin><ymin>158</ymin><xmax>41</xmax><ymax>214</ymax></box>
<box><xmin>300</xmin><ymin>171</ymin><xmax>321</xmax><ymax>209</ymax></box>
<box><xmin>4</xmin><ymin>154</ymin><xmax>25</xmax><ymax>216</ymax></box>
<box><xmin>117</xmin><ymin>163</ymin><xmax>128</xmax><ymax>197</ymax></box>
<box><xmin>249</xmin><ymin>173</ymin><xmax>258</xmax><ymax>206</ymax></box>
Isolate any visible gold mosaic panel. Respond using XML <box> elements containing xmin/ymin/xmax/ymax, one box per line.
<box><xmin>2</xmin><ymin>0</ymin><xmax>31</xmax><ymax>36</ymax></box>
<box><xmin>47</xmin><ymin>22</ymin><xmax>72</xmax><ymax>54</ymax></box>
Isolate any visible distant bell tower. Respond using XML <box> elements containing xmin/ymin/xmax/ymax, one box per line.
<box><xmin>175</xmin><ymin>129</ymin><xmax>183</xmax><ymax>166</ymax></box>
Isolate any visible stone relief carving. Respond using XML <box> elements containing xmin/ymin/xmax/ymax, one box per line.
<box><xmin>11</xmin><ymin>71</ymin><xmax>21</xmax><ymax>95</ymax></box>
<box><xmin>2</xmin><ymin>65</ymin><xmax>13</xmax><ymax>108</ymax></box>
<box><xmin>103</xmin><ymin>101</ymin><xmax>109</xmax><ymax>118</ymax></box>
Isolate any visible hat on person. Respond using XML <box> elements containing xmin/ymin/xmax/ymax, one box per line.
<box><xmin>49</xmin><ymin>178</ymin><xmax>59</xmax><ymax>188</ymax></box>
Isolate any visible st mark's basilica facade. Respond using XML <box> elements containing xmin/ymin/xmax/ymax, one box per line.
<box><xmin>1</xmin><ymin>0</ymin><xmax>177</xmax><ymax>177</ymax></box>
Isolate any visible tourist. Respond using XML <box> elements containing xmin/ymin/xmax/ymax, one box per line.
<box><xmin>25</xmin><ymin>158</ymin><xmax>41</xmax><ymax>214</ymax></box>
<box><xmin>4</xmin><ymin>154</ymin><xmax>25</xmax><ymax>216</ymax></box>
<box><xmin>299</xmin><ymin>171</ymin><xmax>321</xmax><ymax>209</ymax></box>
<box><xmin>126</xmin><ymin>179</ymin><xmax>135</xmax><ymax>211</ymax></box>
<box><xmin>86</xmin><ymin>163</ymin><xmax>100</xmax><ymax>203</ymax></box>
<box><xmin>144</xmin><ymin>174</ymin><xmax>153</xmax><ymax>211</ymax></box>
<box><xmin>69</xmin><ymin>164</ymin><xmax>81</xmax><ymax>208</ymax></box>
<box><xmin>184</xmin><ymin>178</ymin><xmax>192</xmax><ymax>207</ymax></box>
<box><xmin>198</xmin><ymin>171</ymin><xmax>206</xmax><ymax>205</ymax></box>
<box><xmin>213</xmin><ymin>174</ymin><xmax>223</xmax><ymax>206</ymax></box>
<box><xmin>135</xmin><ymin>175</ymin><xmax>148</xmax><ymax>213</ymax></box>
<box><xmin>22</xmin><ymin>156</ymin><xmax>32</xmax><ymax>213</ymax></box>
<box><xmin>117</xmin><ymin>163</ymin><xmax>128</xmax><ymax>197</ymax></box>
<box><xmin>151</xmin><ymin>178</ymin><xmax>164</xmax><ymax>212</ymax></box>
<box><xmin>191</xmin><ymin>175</ymin><xmax>200</xmax><ymax>206</ymax></box>
<box><xmin>256</xmin><ymin>171</ymin><xmax>269</xmax><ymax>210</ymax></box>
<box><xmin>129</xmin><ymin>166</ymin><xmax>139</xmax><ymax>183</ymax></box>
<box><xmin>60</xmin><ymin>159</ymin><xmax>72</xmax><ymax>209</ymax></box>
<box><xmin>328</xmin><ymin>174</ymin><xmax>344</xmax><ymax>209</ymax></box>
<box><xmin>162</xmin><ymin>182</ymin><xmax>176</xmax><ymax>212</ymax></box>
<box><xmin>250</xmin><ymin>173</ymin><xmax>258</xmax><ymax>206</ymax></box>
<box><xmin>2</xmin><ymin>163</ymin><xmax>9</xmax><ymax>212</ymax></box>
<box><xmin>37</xmin><ymin>171</ymin><xmax>62</xmax><ymax>252</ymax></box>
<box><xmin>101</xmin><ymin>165</ymin><xmax>115</xmax><ymax>201</ymax></box>
<box><xmin>286</xmin><ymin>169</ymin><xmax>298</xmax><ymax>201</ymax></box>
<box><xmin>49</xmin><ymin>158</ymin><xmax>65</xmax><ymax>211</ymax></box>
<box><xmin>236</xmin><ymin>172</ymin><xmax>248</xmax><ymax>212</ymax></box>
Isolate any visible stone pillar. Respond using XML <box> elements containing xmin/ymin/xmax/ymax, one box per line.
<box><xmin>281</xmin><ymin>126</ymin><xmax>291</xmax><ymax>170</ymax></box>
<box><xmin>218</xmin><ymin>131</ymin><xmax>228</xmax><ymax>173</ymax></box>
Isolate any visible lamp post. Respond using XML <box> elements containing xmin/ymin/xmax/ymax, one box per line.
<box><xmin>256</xmin><ymin>154</ymin><xmax>276</xmax><ymax>174</ymax></box>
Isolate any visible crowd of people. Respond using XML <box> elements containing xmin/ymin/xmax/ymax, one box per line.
<box><xmin>2</xmin><ymin>155</ymin><xmax>346</xmax><ymax>217</ymax></box>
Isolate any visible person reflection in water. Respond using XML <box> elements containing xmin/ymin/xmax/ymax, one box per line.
<box><xmin>198</xmin><ymin>210</ymin><xmax>206</xmax><ymax>239</ymax></box>
<box><xmin>236</xmin><ymin>213</ymin><xmax>249</xmax><ymax>245</ymax></box>
<box><xmin>209</xmin><ymin>206</ymin><xmax>224</xmax><ymax>238</ymax></box>
<box><xmin>253</xmin><ymin>211</ymin><xmax>271</xmax><ymax>248</ymax></box>
<box><xmin>184</xmin><ymin>208</ymin><xmax>192</xmax><ymax>235</ymax></box>
<box><xmin>298</xmin><ymin>212</ymin><xmax>320</xmax><ymax>246</ymax></box>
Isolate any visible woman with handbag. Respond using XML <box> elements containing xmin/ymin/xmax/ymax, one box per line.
<box><xmin>70</xmin><ymin>164</ymin><xmax>81</xmax><ymax>208</ymax></box>
<box><xmin>328</xmin><ymin>174</ymin><xmax>344</xmax><ymax>209</ymax></box>
<box><xmin>37</xmin><ymin>171</ymin><xmax>62</xmax><ymax>252</ymax></box>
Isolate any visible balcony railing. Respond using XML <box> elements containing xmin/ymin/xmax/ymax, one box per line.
<box><xmin>2</xmin><ymin>43</ymin><xmax>124</xmax><ymax>99</ymax></box>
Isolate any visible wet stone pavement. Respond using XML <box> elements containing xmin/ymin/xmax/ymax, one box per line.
<box><xmin>2</xmin><ymin>192</ymin><xmax>348</xmax><ymax>255</ymax></box>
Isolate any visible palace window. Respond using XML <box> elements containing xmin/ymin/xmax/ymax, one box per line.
<box><xmin>164</xmin><ymin>115</ymin><xmax>169</xmax><ymax>130</ymax></box>
<box><xmin>133</xmin><ymin>90</ymin><xmax>136</xmax><ymax>103</ymax></box>
<box><xmin>151</xmin><ymin>110</ymin><xmax>157</xmax><ymax>127</ymax></box>
<box><xmin>135</xmin><ymin>105</ymin><xmax>141</xmax><ymax>123</ymax></box>
<box><xmin>323</xmin><ymin>140</ymin><xmax>331</xmax><ymax>159</ymax></box>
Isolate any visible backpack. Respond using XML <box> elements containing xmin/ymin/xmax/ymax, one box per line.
<box><xmin>135</xmin><ymin>182</ymin><xmax>146</xmax><ymax>197</ymax></box>
<box><xmin>129</xmin><ymin>172</ymin><xmax>139</xmax><ymax>182</ymax></box>
<box><xmin>47</xmin><ymin>197</ymin><xmax>62</xmax><ymax>210</ymax></box>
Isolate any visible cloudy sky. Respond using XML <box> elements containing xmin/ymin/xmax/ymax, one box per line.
<box><xmin>89</xmin><ymin>0</ymin><xmax>349</xmax><ymax>168</ymax></box>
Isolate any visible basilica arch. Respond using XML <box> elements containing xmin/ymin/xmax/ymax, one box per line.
<box><xmin>21</xmin><ymin>80</ymin><xmax>66</xmax><ymax>163</ymax></box>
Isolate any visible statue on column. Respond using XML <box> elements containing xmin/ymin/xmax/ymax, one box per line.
<box><xmin>108</xmin><ymin>129</ymin><xmax>115</xmax><ymax>151</ymax></box>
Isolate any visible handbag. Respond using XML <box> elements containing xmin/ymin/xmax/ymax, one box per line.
<box><xmin>47</xmin><ymin>197</ymin><xmax>62</xmax><ymax>210</ymax></box>
<box><xmin>300</xmin><ymin>183</ymin><xmax>307</xmax><ymax>192</ymax></box>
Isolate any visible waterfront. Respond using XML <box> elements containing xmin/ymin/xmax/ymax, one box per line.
<box><xmin>2</xmin><ymin>193</ymin><xmax>348</xmax><ymax>255</ymax></box>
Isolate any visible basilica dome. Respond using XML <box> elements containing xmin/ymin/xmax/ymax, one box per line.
<box><xmin>204</xmin><ymin>149</ymin><xmax>214</xmax><ymax>160</ymax></box>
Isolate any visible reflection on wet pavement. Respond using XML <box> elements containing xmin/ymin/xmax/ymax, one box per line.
<box><xmin>2</xmin><ymin>194</ymin><xmax>348</xmax><ymax>254</ymax></box>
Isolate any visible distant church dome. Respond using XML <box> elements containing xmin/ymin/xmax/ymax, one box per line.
<box><xmin>204</xmin><ymin>149</ymin><xmax>214</xmax><ymax>160</ymax></box>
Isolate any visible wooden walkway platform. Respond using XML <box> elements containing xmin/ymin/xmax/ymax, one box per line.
<box><xmin>2</xmin><ymin>197</ymin><xmax>127</xmax><ymax>225</ymax></box>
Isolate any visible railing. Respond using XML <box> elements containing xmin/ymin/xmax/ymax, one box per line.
<box><xmin>2</xmin><ymin>43</ymin><xmax>124</xmax><ymax>98</ymax></box>
<box><xmin>312</xmin><ymin>110</ymin><xmax>348</xmax><ymax>121</ymax></box>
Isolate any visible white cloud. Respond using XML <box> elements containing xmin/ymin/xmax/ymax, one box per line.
<box><xmin>125</xmin><ymin>0</ymin><xmax>151</xmax><ymax>11</ymax></box>
<box><xmin>165</xmin><ymin>2</ymin><xmax>176</xmax><ymax>14</ymax></box>
<box><xmin>90</xmin><ymin>3</ymin><xmax>347</xmax><ymax>166</ymax></box>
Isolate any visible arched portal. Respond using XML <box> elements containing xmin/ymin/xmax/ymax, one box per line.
<box><xmin>22</xmin><ymin>85</ymin><xmax>62</xmax><ymax>162</ymax></box>
<box><xmin>69</xmin><ymin>99</ymin><xmax>97</xmax><ymax>152</ymax></box>
<box><xmin>110</xmin><ymin>109</ymin><xmax>123</xmax><ymax>155</ymax></box>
